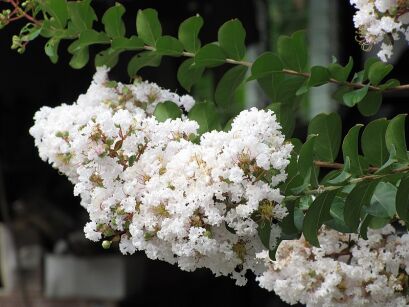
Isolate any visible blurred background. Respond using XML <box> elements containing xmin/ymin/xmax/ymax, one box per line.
<box><xmin>0</xmin><ymin>0</ymin><xmax>408</xmax><ymax>306</ymax></box>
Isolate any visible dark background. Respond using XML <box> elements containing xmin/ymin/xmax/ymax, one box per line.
<box><xmin>0</xmin><ymin>1</ymin><xmax>408</xmax><ymax>306</ymax></box>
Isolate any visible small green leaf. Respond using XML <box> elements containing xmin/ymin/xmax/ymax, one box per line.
<box><xmin>258</xmin><ymin>222</ymin><xmax>272</xmax><ymax>249</ymax></box>
<box><xmin>67</xmin><ymin>0</ymin><xmax>96</xmax><ymax>31</ymax></box>
<box><xmin>307</xmin><ymin>66</ymin><xmax>330</xmax><ymax>87</ymax></box>
<box><xmin>308</xmin><ymin>113</ymin><xmax>342</xmax><ymax>162</ymax></box>
<box><xmin>215</xmin><ymin>65</ymin><xmax>247</xmax><ymax>107</ymax></box>
<box><xmin>178</xmin><ymin>15</ymin><xmax>203</xmax><ymax>53</ymax></box>
<box><xmin>368</xmin><ymin>61</ymin><xmax>393</xmax><ymax>86</ymax></box>
<box><xmin>188</xmin><ymin>101</ymin><xmax>221</xmax><ymax>135</ymax></box>
<box><xmin>363</xmin><ymin>57</ymin><xmax>379</xmax><ymax>81</ymax></box>
<box><xmin>386</xmin><ymin>114</ymin><xmax>408</xmax><ymax>162</ymax></box>
<box><xmin>361</xmin><ymin>118</ymin><xmax>388</xmax><ymax>167</ymax></box>
<box><xmin>396</xmin><ymin>176</ymin><xmax>409</xmax><ymax>226</ymax></box>
<box><xmin>328</xmin><ymin>56</ymin><xmax>353</xmax><ymax>82</ymax></box>
<box><xmin>342</xmin><ymin>124</ymin><xmax>364</xmax><ymax>175</ymax></box>
<box><xmin>44</xmin><ymin>37</ymin><xmax>60</xmax><ymax>63</ymax></box>
<box><xmin>277</xmin><ymin>30</ymin><xmax>307</xmax><ymax>72</ymax></box>
<box><xmin>153</xmin><ymin>101</ymin><xmax>182</xmax><ymax>122</ymax></box>
<box><xmin>69</xmin><ymin>47</ymin><xmax>89</xmax><ymax>69</ymax></box>
<box><xmin>127</xmin><ymin>52</ymin><xmax>162</xmax><ymax>77</ymax></box>
<box><xmin>266</xmin><ymin>103</ymin><xmax>295</xmax><ymax>138</ymax></box>
<box><xmin>177</xmin><ymin>58</ymin><xmax>205</xmax><ymax>91</ymax></box>
<box><xmin>155</xmin><ymin>35</ymin><xmax>184</xmax><ymax>56</ymax></box>
<box><xmin>217</xmin><ymin>19</ymin><xmax>246</xmax><ymax>60</ymax></box>
<box><xmin>111</xmin><ymin>36</ymin><xmax>144</xmax><ymax>51</ymax></box>
<box><xmin>102</xmin><ymin>3</ymin><xmax>126</xmax><ymax>38</ymax></box>
<box><xmin>366</xmin><ymin>182</ymin><xmax>397</xmax><ymax>218</ymax></box>
<box><xmin>357</xmin><ymin>91</ymin><xmax>382</xmax><ymax>117</ymax></box>
<box><xmin>42</xmin><ymin>0</ymin><xmax>68</xmax><ymax>28</ymax></box>
<box><xmin>68</xmin><ymin>30</ymin><xmax>110</xmax><ymax>53</ymax></box>
<box><xmin>298</xmin><ymin>135</ymin><xmax>317</xmax><ymax>180</ymax></box>
<box><xmin>250</xmin><ymin>52</ymin><xmax>283</xmax><ymax>80</ymax></box>
<box><xmin>195</xmin><ymin>44</ymin><xmax>226</xmax><ymax>68</ymax></box>
<box><xmin>136</xmin><ymin>8</ymin><xmax>162</xmax><ymax>46</ymax></box>
<box><xmin>344</xmin><ymin>181</ymin><xmax>378</xmax><ymax>230</ymax></box>
<box><xmin>327</xmin><ymin>157</ymin><xmax>352</xmax><ymax>185</ymax></box>
<box><xmin>95</xmin><ymin>48</ymin><xmax>120</xmax><ymax>68</ymax></box>
<box><xmin>379</xmin><ymin>79</ymin><xmax>400</xmax><ymax>91</ymax></box>
<box><xmin>343</xmin><ymin>84</ymin><xmax>369</xmax><ymax>107</ymax></box>
<box><xmin>303</xmin><ymin>190</ymin><xmax>337</xmax><ymax>247</ymax></box>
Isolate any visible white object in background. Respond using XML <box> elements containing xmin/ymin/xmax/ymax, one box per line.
<box><xmin>0</xmin><ymin>223</ymin><xmax>17</xmax><ymax>295</ymax></box>
<box><xmin>45</xmin><ymin>254</ymin><xmax>129</xmax><ymax>300</ymax></box>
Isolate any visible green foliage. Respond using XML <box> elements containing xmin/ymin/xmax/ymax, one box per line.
<box><xmin>153</xmin><ymin>101</ymin><xmax>182</xmax><ymax>122</ymax></box>
<box><xmin>195</xmin><ymin>44</ymin><xmax>226</xmax><ymax>68</ymax></box>
<box><xmin>308</xmin><ymin>113</ymin><xmax>342</xmax><ymax>162</ymax></box>
<box><xmin>303</xmin><ymin>190</ymin><xmax>337</xmax><ymax>247</ymax></box>
<box><xmin>188</xmin><ymin>101</ymin><xmax>221</xmax><ymax>135</ymax></box>
<box><xmin>215</xmin><ymin>65</ymin><xmax>247</xmax><ymax>107</ymax></box>
<box><xmin>217</xmin><ymin>19</ymin><xmax>246</xmax><ymax>60</ymax></box>
<box><xmin>136</xmin><ymin>8</ymin><xmax>161</xmax><ymax>46</ymax></box>
<box><xmin>178</xmin><ymin>15</ymin><xmax>203</xmax><ymax>53</ymax></box>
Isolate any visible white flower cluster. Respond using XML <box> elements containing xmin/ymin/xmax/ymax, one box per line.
<box><xmin>257</xmin><ymin>225</ymin><xmax>409</xmax><ymax>306</ymax></box>
<box><xmin>30</xmin><ymin>67</ymin><xmax>292</xmax><ymax>285</ymax></box>
<box><xmin>350</xmin><ymin>0</ymin><xmax>409</xmax><ymax>61</ymax></box>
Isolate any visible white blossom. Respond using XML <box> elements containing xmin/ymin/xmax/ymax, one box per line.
<box><xmin>30</xmin><ymin>67</ymin><xmax>292</xmax><ymax>285</ymax></box>
<box><xmin>257</xmin><ymin>225</ymin><xmax>409</xmax><ymax>306</ymax></box>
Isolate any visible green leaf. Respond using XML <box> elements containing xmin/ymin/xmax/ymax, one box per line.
<box><xmin>363</xmin><ymin>57</ymin><xmax>379</xmax><ymax>81</ymax></box>
<box><xmin>366</xmin><ymin>182</ymin><xmax>397</xmax><ymax>218</ymax></box>
<box><xmin>68</xmin><ymin>30</ymin><xmax>110</xmax><ymax>53</ymax></box>
<box><xmin>298</xmin><ymin>135</ymin><xmax>317</xmax><ymax>180</ymax></box>
<box><xmin>217</xmin><ymin>19</ymin><xmax>246</xmax><ymax>60</ymax></box>
<box><xmin>326</xmin><ymin>194</ymin><xmax>354</xmax><ymax>233</ymax></box>
<box><xmin>344</xmin><ymin>181</ymin><xmax>378</xmax><ymax>230</ymax></box>
<box><xmin>69</xmin><ymin>47</ymin><xmax>89</xmax><ymax>69</ymax></box>
<box><xmin>396</xmin><ymin>176</ymin><xmax>409</xmax><ymax>226</ymax></box>
<box><xmin>361</xmin><ymin>118</ymin><xmax>389</xmax><ymax>167</ymax></box>
<box><xmin>195</xmin><ymin>44</ymin><xmax>226</xmax><ymax>68</ymax></box>
<box><xmin>303</xmin><ymin>190</ymin><xmax>337</xmax><ymax>247</ymax></box>
<box><xmin>136</xmin><ymin>8</ymin><xmax>162</xmax><ymax>46</ymax></box>
<box><xmin>308</xmin><ymin>113</ymin><xmax>342</xmax><ymax>162</ymax></box>
<box><xmin>127</xmin><ymin>52</ymin><xmax>162</xmax><ymax>77</ymax></box>
<box><xmin>153</xmin><ymin>101</ymin><xmax>182</xmax><ymax>122</ymax></box>
<box><xmin>95</xmin><ymin>48</ymin><xmax>120</xmax><ymax>68</ymax></box>
<box><xmin>266</xmin><ymin>103</ymin><xmax>295</xmax><ymax>138</ymax></box>
<box><xmin>357</xmin><ymin>91</ymin><xmax>382</xmax><ymax>117</ymax></box>
<box><xmin>42</xmin><ymin>0</ymin><xmax>68</xmax><ymax>28</ymax></box>
<box><xmin>277</xmin><ymin>30</ymin><xmax>307</xmax><ymax>72</ymax></box>
<box><xmin>386</xmin><ymin>114</ymin><xmax>408</xmax><ymax>162</ymax></box>
<box><xmin>343</xmin><ymin>84</ymin><xmax>369</xmax><ymax>107</ymax></box>
<box><xmin>102</xmin><ymin>3</ymin><xmax>126</xmax><ymax>38</ymax></box>
<box><xmin>258</xmin><ymin>222</ymin><xmax>272</xmax><ymax>249</ymax></box>
<box><xmin>215</xmin><ymin>65</ymin><xmax>247</xmax><ymax>107</ymax></box>
<box><xmin>368</xmin><ymin>61</ymin><xmax>393</xmax><ymax>86</ymax></box>
<box><xmin>250</xmin><ymin>52</ymin><xmax>283</xmax><ymax>80</ymax></box>
<box><xmin>67</xmin><ymin>0</ymin><xmax>96</xmax><ymax>31</ymax></box>
<box><xmin>44</xmin><ymin>37</ymin><xmax>60</xmax><ymax>64</ymax></box>
<box><xmin>307</xmin><ymin>66</ymin><xmax>330</xmax><ymax>87</ymax></box>
<box><xmin>328</xmin><ymin>56</ymin><xmax>353</xmax><ymax>82</ymax></box>
<box><xmin>111</xmin><ymin>36</ymin><xmax>144</xmax><ymax>51</ymax></box>
<box><xmin>379</xmin><ymin>79</ymin><xmax>400</xmax><ymax>91</ymax></box>
<box><xmin>188</xmin><ymin>101</ymin><xmax>221</xmax><ymax>134</ymax></box>
<box><xmin>327</xmin><ymin>157</ymin><xmax>352</xmax><ymax>185</ymax></box>
<box><xmin>155</xmin><ymin>35</ymin><xmax>184</xmax><ymax>56</ymax></box>
<box><xmin>280</xmin><ymin>201</ymin><xmax>301</xmax><ymax>239</ymax></box>
<box><xmin>178</xmin><ymin>15</ymin><xmax>203</xmax><ymax>53</ymax></box>
<box><xmin>177</xmin><ymin>58</ymin><xmax>205</xmax><ymax>91</ymax></box>
<box><xmin>342</xmin><ymin>124</ymin><xmax>364</xmax><ymax>175</ymax></box>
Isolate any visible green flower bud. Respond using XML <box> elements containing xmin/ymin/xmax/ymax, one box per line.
<box><xmin>102</xmin><ymin>240</ymin><xmax>111</xmax><ymax>249</ymax></box>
